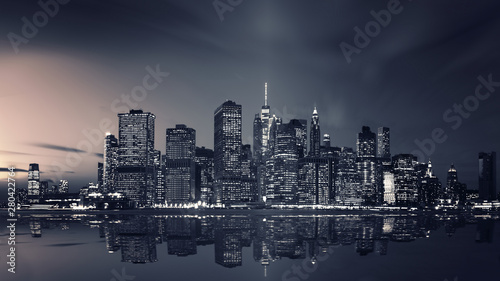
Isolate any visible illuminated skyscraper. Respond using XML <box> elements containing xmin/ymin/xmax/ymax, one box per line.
<box><xmin>392</xmin><ymin>154</ymin><xmax>419</xmax><ymax>206</ymax></box>
<box><xmin>479</xmin><ymin>152</ymin><xmax>497</xmax><ymax>201</ymax></box>
<box><xmin>357</xmin><ymin>126</ymin><xmax>379</xmax><ymax>205</ymax></box>
<box><xmin>97</xmin><ymin>162</ymin><xmax>104</xmax><ymax>189</ymax></box>
<box><xmin>103</xmin><ymin>133</ymin><xmax>119</xmax><ymax>192</ymax></box>
<box><xmin>241</xmin><ymin>144</ymin><xmax>257</xmax><ymax>202</ymax></box>
<box><xmin>253</xmin><ymin>83</ymin><xmax>271</xmax><ymax>163</ymax></box>
<box><xmin>266</xmin><ymin>121</ymin><xmax>299</xmax><ymax>204</ymax></box>
<box><xmin>377</xmin><ymin>127</ymin><xmax>390</xmax><ymax>159</ymax></box>
<box><xmin>290</xmin><ymin>119</ymin><xmax>308</xmax><ymax>159</ymax></box>
<box><xmin>165</xmin><ymin>125</ymin><xmax>196</xmax><ymax>204</ymax></box>
<box><xmin>214</xmin><ymin>100</ymin><xmax>242</xmax><ymax>204</ymax></box>
<box><xmin>58</xmin><ymin>180</ymin><xmax>69</xmax><ymax>194</ymax></box>
<box><xmin>195</xmin><ymin>146</ymin><xmax>214</xmax><ymax>204</ymax></box>
<box><xmin>309</xmin><ymin>107</ymin><xmax>321</xmax><ymax>157</ymax></box>
<box><xmin>27</xmin><ymin>163</ymin><xmax>40</xmax><ymax>203</ymax></box>
<box><xmin>420</xmin><ymin>160</ymin><xmax>441</xmax><ymax>207</ymax></box>
<box><xmin>116</xmin><ymin>109</ymin><xmax>156</xmax><ymax>207</ymax></box>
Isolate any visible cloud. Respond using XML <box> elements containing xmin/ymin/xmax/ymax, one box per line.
<box><xmin>30</xmin><ymin>143</ymin><xmax>103</xmax><ymax>158</ymax></box>
<box><xmin>0</xmin><ymin>150</ymin><xmax>35</xmax><ymax>156</ymax></box>
<box><xmin>0</xmin><ymin>167</ymin><xmax>28</xmax><ymax>172</ymax></box>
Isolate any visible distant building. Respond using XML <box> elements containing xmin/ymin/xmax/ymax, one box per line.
<box><xmin>420</xmin><ymin>160</ymin><xmax>441</xmax><ymax>207</ymax></box>
<box><xmin>165</xmin><ymin>125</ymin><xmax>196</xmax><ymax>204</ymax></box>
<box><xmin>479</xmin><ymin>152</ymin><xmax>497</xmax><ymax>201</ymax></box>
<box><xmin>97</xmin><ymin>162</ymin><xmax>104</xmax><ymax>189</ymax></box>
<box><xmin>298</xmin><ymin>157</ymin><xmax>332</xmax><ymax>205</ymax></box>
<box><xmin>116</xmin><ymin>109</ymin><xmax>156</xmax><ymax>207</ymax></box>
<box><xmin>195</xmin><ymin>146</ymin><xmax>214</xmax><ymax>204</ymax></box>
<box><xmin>392</xmin><ymin>154</ymin><xmax>420</xmax><ymax>206</ymax></box>
<box><xmin>444</xmin><ymin>164</ymin><xmax>466</xmax><ymax>204</ymax></box>
<box><xmin>357</xmin><ymin>126</ymin><xmax>380</xmax><ymax>205</ymax></box>
<box><xmin>377</xmin><ymin>127</ymin><xmax>390</xmax><ymax>159</ymax></box>
<box><xmin>214</xmin><ymin>100</ymin><xmax>242</xmax><ymax>204</ymax></box>
<box><xmin>253</xmin><ymin>83</ymin><xmax>271</xmax><ymax>164</ymax></box>
<box><xmin>335</xmin><ymin>147</ymin><xmax>362</xmax><ymax>205</ymax></box>
<box><xmin>59</xmin><ymin>180</ymin><xmax>69</xmax><ymax>194</ymax></box>
<box><xmin>241</xmin><ymin>144</ymin><xmax>257</xmax><ymax>202</ymax></box>
<box><xmin>27</xmin><ymin>163</ymin><xmax>40</xmax><ymax>203</ymax></box>
<box><xmin>383</xmin><ymin>172</ymin><xmax>395</xmax><ymax>205</ymax></box>
<box><xmin>309</xmin><ymin>107</ymin><xmax>321</xmax><ymax>157</ymax></box>
<box><xmin>103</xmin><ymin>133</ymin><xmax>119</xmax><ymax>192</ymax></box>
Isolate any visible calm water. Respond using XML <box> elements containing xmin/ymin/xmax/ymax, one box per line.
<box><xmin>1</xmin><ymin>212</ymin><xmax>499</xmax><ymax>281</ymax></box>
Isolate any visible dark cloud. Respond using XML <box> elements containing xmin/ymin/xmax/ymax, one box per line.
<box><xmin>0</xmin><ymin>167</ymin><xmax>28</xmax><ymax>172</ymax></box>
<box><xmin>30</xmin><ymin>143</ymin><xmax>102</xmax><ymax>158</ymax></box>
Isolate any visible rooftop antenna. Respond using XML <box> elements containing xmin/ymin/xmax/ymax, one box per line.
<box><xmin>265</xmin><ymin>82</ymin><xmax>268</xmax><ymax>106</ymax></box>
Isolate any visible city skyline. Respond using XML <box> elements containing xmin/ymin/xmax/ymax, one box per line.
<box><xmin>1</xmin><ymin>0</ymin><xmax>500</xmax><ymax>197</ymax></box>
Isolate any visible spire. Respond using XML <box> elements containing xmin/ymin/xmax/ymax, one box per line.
<box><xmin>313</xmin><ymin>106</ymin><xmax>318</xmax><ymax>115</ymax></box>
<box><xmin>264</xmin><ymin>82</ymin><xmax>268</xmax><ymax>106</ymax></box>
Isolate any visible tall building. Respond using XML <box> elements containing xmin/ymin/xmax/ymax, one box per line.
<box><xmin>97</xmin><ymin>162</ymin><xmax>104</xmax><ymax>189</ymax></box>
<box><xmin>479</xmin><ymin>152</ymin><xmax>497</xmax><ymax>201</ymax></box>
<box><xmin>165</xmin><ymin>125</ymin><xmax>196</xmax><ymax>204</ymax></box>
<box><xmin>356</xmin><ymin>126</ymin><xmax>380</xmax><ymax>205</ymax></box>
<box><xmin>266</xmin><ymin>121</ymin><xmax>299</xmax><ymax>205</ymax></box>
<box><xmin>377</xmin><ymin>127</ymin><xmax>390</xmax><ymax>159</ymax></box>
<box><xmin>392</xmin><ymin>154</ymin><xmax>420</xmax><ymax>206</ymax></box>
<box><xmin>335</xmin><ymin>147</ymin><xmax>361</xmax><ymax>205</ymax></box>
<box><xmin>241</xmin><ymin>144</ymin><xmax>257</xmax><ymax>202</ymax></box>
<box><xmin>58</xmin><ymin>180</ymin><xmax>69</xmax><ymax>194</ymax></box>
<box><xmin>289</xmin><ymin>119</ymin><xmax>307</xmax><ymax>159</ymax></box>
<box><xmin>253</xmin><ymin>83</ymin><xmax>271</xmax><ymax>163</ymax></box>
<box><xmin>27</xmin><ymin>163</ymin><xmax>40</xmax><ymax>203</ymax></box>
<box><xmin>116</xmin><ymin>109</ymin><xmax>156</xmax><ymax>207</ymax></box>
<box><xmin>103</xmin><ymin>133</ymin><xmax>119</xmax><ymax>192</ymax></box>
<box><xmin>214</xmin><ymin>100</ymin><xmax>242</xmax><ymax>204</ymax></box>
<box><xmin>382</xmin><ymin>171</ymin><xmax>395</xmax><ymax>205</ymax></box>
<box><xmin>153</xmin><ymin>150</ymin><xmax>164</xmax><ymax>205</ymax></box>
<box><xmin>309</xmin><ymin>107</ymin><xmax>321</xmax><ymax>157</ymax></box>
<box><xmin>195</xmin><ymin>146</ymin><xmax>214</xmax><ymax>204</ymax></box>
<box><xmin>420</xmin><ymin>160</ymin><xmax>441</xmax><ymax>207</ymax></box>
<box><xmin>298</xmin><ymin>157</ymin><xmax>332</xmax><ymax>205</ymax></box>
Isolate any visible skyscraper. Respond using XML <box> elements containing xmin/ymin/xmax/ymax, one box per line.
<box><xmin>116</xmin><ymin>109</ymin><xmax>156</xmax><ymax>207</ymax></box>
<box><xmin>241</xmin><ymin>144</ymin><xmax>257</xmax><ymax>202</ymax></box>
<box><xmin>27</xmin><ymin>163</ymin><xmax>40</xmax><ymax>203</ymax></box>
<box><xmin>97</xmin><ymin>162</ymin><xmax>104</xmax><ymax>189</ymax></box>
<box><xmin>165</xmin><ymin>124</ymin><xmax>196</xmax><ymax>204</ymax></box>
<box><xmin>479</xmin><ymin>152</ymin><xmax>497</xmax><ymax>201</ymax></box>
<box><xmin>309</xmin><ymin>107</ymin><xmax>320</xmax><ymax>157</ymax></box>
<box><xmin>195</xmin><ymin>146</ymin><xmax>214</xmax><ymax>204</ymax></box>
<box><xmin>58</xmin><ymin>180</ymin><xmax>69</xmax><ymax>194</ymax></box>
<box><xmin>266</xmin><ymin>121</ymin><xmax>299</xmax><ymax>205</ymax></box>
<box><xmin>214</xmin><ymin>100</ymin><xmax>242</xmax><ymax>204</ymax></box>
<box><xmin>356</xmin><ymin>126</ymin><xmax>379</xmax><ymax>205</ymax></box>
<box><xmin>289</xmin><ymin>119</ymin><xmax>308</xmax><ymax>159</ymax></box>
<box><xmin>392</xmin><ymin>154</ymin><xmax>419</xmax><ymax>206</ymax></box>
<box><xmin>377</xmin><ymin>127</ymin><xmax>390</xmax><ymax>159</ymax></box>
<box><xmin>103</xmin><ymin>133</ymin><xmax>119</xmax><ymax>193</ymax></box>
<box><xmin>253</xmin><ymin>83</ymin><xmax>271</xmax><ymax>163</ymax></box>
<box><xmin>420</xmin><ymin>160</ymin><xmax>441</xmax><ymax>207</ymax></box>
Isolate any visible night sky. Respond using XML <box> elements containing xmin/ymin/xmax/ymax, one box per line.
<box><xmin>0</xmin><ymin>0</ymin><xmax>499</xmax><ymax>196</ymax></box>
